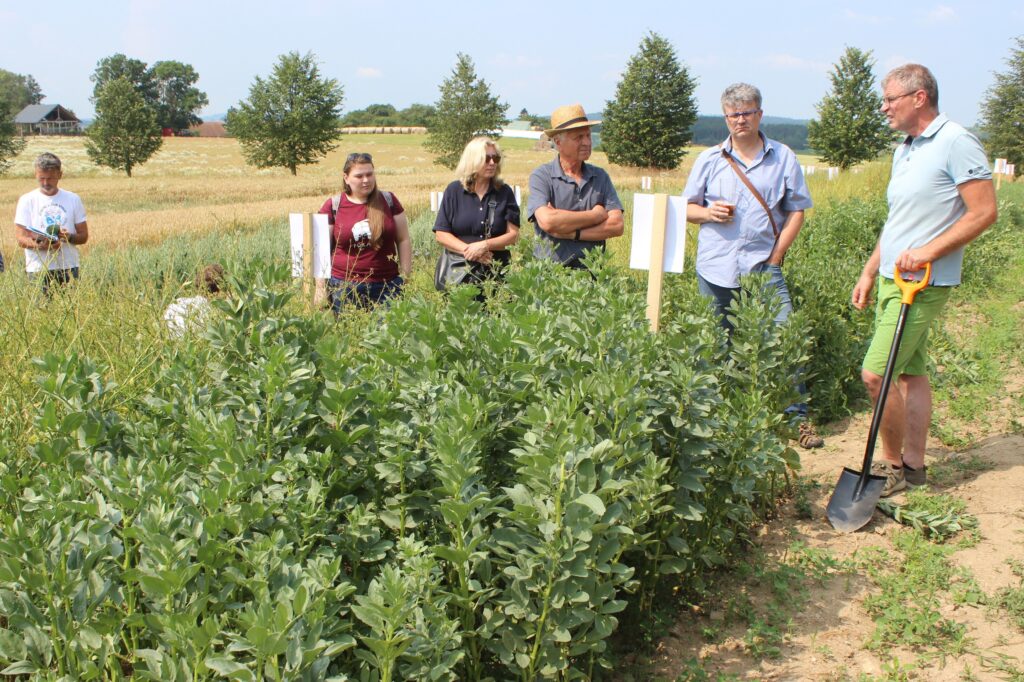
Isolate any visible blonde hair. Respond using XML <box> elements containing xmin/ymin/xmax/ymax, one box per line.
<box><xmin>455</xmin><ymin>137</ymin><xmax>505</xmax><ymax>192</ymax></box>
<box><xmin>342</xmin><ymin>153</ymin><xmax>387</xmax><ymax>250</ymax></box>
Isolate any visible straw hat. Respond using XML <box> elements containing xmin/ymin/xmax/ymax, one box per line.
<box><xmin>544</xmin><ymin>104</ymin><xmax>601</xmax><ymax>137</ymax></box>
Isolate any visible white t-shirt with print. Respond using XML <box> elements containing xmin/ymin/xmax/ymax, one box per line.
<box><xmin>14</xmin><ymin>188</ymin><xmax>87</xmax><ymax>272</ymax></box>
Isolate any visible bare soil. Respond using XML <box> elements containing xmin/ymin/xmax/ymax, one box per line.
<box><xmin>648</xmin><ymin>383</ymin><xmax>1024</xmax><ymax>681</ymax></box>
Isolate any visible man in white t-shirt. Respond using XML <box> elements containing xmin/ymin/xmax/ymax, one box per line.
<box><xmin>14</xmin><ymin>152</ymin><xmax>89</xmax><ymax>294</ymax></box>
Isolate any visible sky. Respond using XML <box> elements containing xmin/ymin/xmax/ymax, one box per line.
<box><xmin>2</xmin><ymin>0</ymin><xmax>1021</xmax><ymax>125</ymax></box>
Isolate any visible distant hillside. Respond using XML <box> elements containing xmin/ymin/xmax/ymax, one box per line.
<box><xmin>692</xmin><ymin>114</ymin><xmax>810</xmax><ymax>151</ymax></box>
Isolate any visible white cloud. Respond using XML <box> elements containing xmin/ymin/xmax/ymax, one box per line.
<box><xmin>926</xmin><ymin>5</ymin><xmax>956</xmax><ymax>22</ymax></box>
<box><xmin>356</xmin><ymin>67</ymin><xmax>382</xmax><ymax>79</ymax></box>
<box><xmin>760</xmin><ymin>54</ymin><xmax>829</xmax><ymax>72</ymax></box>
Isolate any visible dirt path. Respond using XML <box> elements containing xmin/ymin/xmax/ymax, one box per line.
<box><xmin>649</xmin><ymin>409</ymin><xmax>1024</xmax><ymax>681</ymax></box>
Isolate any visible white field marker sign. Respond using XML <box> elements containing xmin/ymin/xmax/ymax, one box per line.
<box><xmin>289</xmin><ymin>213</ymin><xmax>331</xmax><ymax>303</ymax></box>
<box><xmin>514</xmin><ymin>185</ymin><xmax>521</xmax><ymax>205</ymax></box>
<box><xmin>641</xmin><ymin>176</ymin><xmax>653</xmax><ymax>190</ymax></box>
<box><xmin>630</xmin><ymin>193</ymin><xmax>687</xmax><ymax>332</ymax></box>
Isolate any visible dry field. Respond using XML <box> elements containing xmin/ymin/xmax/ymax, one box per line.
<box><xmin>1</xmin><ymin>134</ymin><xmax>830</xmax><ymax>262</ymax></box>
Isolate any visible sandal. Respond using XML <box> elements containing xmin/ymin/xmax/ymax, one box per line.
<box><xmin>798</xmin><ymin>422</ymin><xmax>825</xmax><ymax>449</ymax></box>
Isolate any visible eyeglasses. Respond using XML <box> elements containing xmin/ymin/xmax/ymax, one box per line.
<box><xmin>485</xmin><ymin>154</ymin><xmax>501</xmax><ymax>163</ymax></box>
<box><xmin>724</xmin><ymin>109</ymin><xmax>761</xmax><ymax>120</ymax></box>
<box><xmin>881</xmin><ymin>92</ymin><xmax>917</xmax><ymax>106</ymax></box>
<box><xmin>346</xmin><ymin>152</ymin><xmax>373</xmax><ymax>162</ymax></box>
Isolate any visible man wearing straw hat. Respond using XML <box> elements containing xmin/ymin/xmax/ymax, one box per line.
<box><xmin>527</xmin><ymin>104</ymin><xmax>623</xmax><ymax>268</ymax></box>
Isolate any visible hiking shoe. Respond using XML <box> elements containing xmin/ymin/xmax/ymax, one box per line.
<box><xmin>903</xmin><ymin>463</ymin><xmax>927</xmax><ymax>488</ymax></box>
<box><xmin>871</xmin><ymin>462</ymin><xmax>907</xmax><ymax>497</ymax></box>
<box><xmin>798</xmin><ymin>422</ymin><xmax>825</xmax><ymax>449</ymax></box>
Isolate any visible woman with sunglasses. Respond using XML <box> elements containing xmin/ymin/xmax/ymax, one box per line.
<box><xmin>433</xmin><ymin>137</ymin><xmax>519</xmax><ymax>291</ymax></box>
<box><xmin>319</xmin><ymin>152</ymin><xmax>411</xmax><ymax>311</ymax></box>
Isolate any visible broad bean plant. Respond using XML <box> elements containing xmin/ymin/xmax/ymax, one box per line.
<box><xmin>0</xmin><ymin>254</ymin><xmax>808</xmax><ymax>680</ymax></box>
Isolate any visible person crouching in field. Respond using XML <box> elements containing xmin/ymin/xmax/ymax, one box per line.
<box><xmin>14</xmin><ymin>152</ymin><xmax>89</xmax><ymax>296</ymax></box>
<box><xmin>164</xmin><ymin>263</ymin><xmax>226</xmax><ymax>337</ymax></box>
<box><xmin>318</xmin><ymin>153</ymin><xmax>411</xmax><ymax>312</ymax></box>
<box><xmin>433</xmin><ymin>137</ymin><xmax>519</xmax><ymax>293</ymax></box>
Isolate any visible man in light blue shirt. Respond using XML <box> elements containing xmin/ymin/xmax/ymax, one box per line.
<box><xmin>683</xmin><ymin>83</ymin><xmax>821</xmax><ymax>448</ymax></box>
<box><xmin>851</xmin><ymin>64</ymin><xmax>997</xmax><ymax>496</ymax></box>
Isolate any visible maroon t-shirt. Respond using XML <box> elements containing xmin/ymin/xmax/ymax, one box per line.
<box><xmin>318</xmin><ymin>192</ymin><xmax>404</xmax><ymax>282</ymax></box>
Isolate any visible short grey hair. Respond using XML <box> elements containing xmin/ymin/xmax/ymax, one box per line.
<box><xmin>721</xmin><ymin>83</ymin><xmax>762</xmax><ymax>111</ymax></box>
<box><xmin>883</xmin><ymin>64</ymin><xmax>939</xmax><ymax>109</ymax></box>
<box><xmin>34</xmin><ymin>153</ymin><xmax>62</xmax><ymax>173</ymax></box>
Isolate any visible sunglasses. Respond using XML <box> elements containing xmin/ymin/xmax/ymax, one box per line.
<box><xmin>485</xmin><ymin>154</ymin><xmax>501</xmax><ymax>163</ymax></box>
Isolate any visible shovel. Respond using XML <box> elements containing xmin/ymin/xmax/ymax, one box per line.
<box><xmin>827</xmin><ymin>263</ymin><xmax>931</xmax><ymax>532</ymax></box>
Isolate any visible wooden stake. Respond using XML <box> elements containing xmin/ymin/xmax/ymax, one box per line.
<box><xmin>645</xmin><ymin>193</ymin><xmax>669</xmax><ymax>333</ymax></box>
<box><xmin>302</xmin><ymin>212</ymin><xmax>314</xmax><ymax>300</ymax></box>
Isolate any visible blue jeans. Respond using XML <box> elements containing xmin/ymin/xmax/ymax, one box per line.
<box><xmin>328</xmin><ymin>276</ymin><xmax>403</xmax><ymax>313</ymax></box>
<box><xmin>697</xmin><ymin>264</ymin><xmax>809</xmax><ymax>417</ymax></box>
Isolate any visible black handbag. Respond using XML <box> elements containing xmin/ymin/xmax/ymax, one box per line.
<box><xmin>434</xmin><ymin>199</ymin><xmax>501</xmax><ymax>291</ymax></box>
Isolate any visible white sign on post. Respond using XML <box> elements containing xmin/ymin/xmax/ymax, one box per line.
<box><xmin>288</xmin><ymin>213</ymin><xmax>331</xmax><ymax>278</ymax></box>
<box><xmin>994</xmin><ymin>158</ymin><xmax>1008</xmax><ymax>174</ymax></box>
<box><xmin>514</xmin><ymin>185</ymin><xmax>522</xmax><ymax>205</ymax></box>
<box><xmin>629</xmin><ymin>194</ymin><xmax>687</xmax><ymax>274</ymax></box>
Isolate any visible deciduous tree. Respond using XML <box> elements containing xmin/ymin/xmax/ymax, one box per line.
<box><xmin>424</xmin><ymin>53</ymin><xmax>508</xmax><ymax>169</ymax></box>
<box><xmin>601</xmin><ymin>32</ymin><xmax>698</xmax><ymax>170</ymax></box>
<box><xmin>85</xmin><ymin>78</ymin><xmax>163</xmax><ymax>177</ymax></box>
<box><xmin>91</xmin><ymin>54</ymin><xmax>157</xmax><ymax>105</ymax></box>
<box><xmin>152</xmin><ymin>60</ymin><xmax>209</xmax><ymax>131</ymax></box>
<box><xmin>807</xmin><ymin>46</ymin><xmax>893</xmax><ymax>169</ymax></box>
<box><xmin>979</xmin><ymin>35</ymin><xmax>1024</xmax><ymax>168</ymax></box>
<box><xmin>226</xmin><ymin>52</ymin><xmax>344</xmax><ymax>176</ymax></box>
<box><xmin>0</xmin><ymin>69</ymin><xmax>44</xmax><ymax>117</ymax></box>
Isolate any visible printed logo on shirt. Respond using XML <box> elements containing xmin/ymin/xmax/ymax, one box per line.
<box><xmin>40</xmin><ymin>203</ymin><xmax>68</xmax><ymax>237</ymax></box>
<box><xmin>966</xmin><ymin>166</ymin><xmax>986</xmax><ymax>177</ymax></box>
<box><xmin>352</xmin><ymin>219</ymin><xmax>371</xmax><ymax>248</ymax></box>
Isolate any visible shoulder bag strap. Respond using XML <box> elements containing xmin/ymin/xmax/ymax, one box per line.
<box><xmin>721</xmin><ymin>149</ymin><xmax>779</xmax><ymax>238</ymax></box>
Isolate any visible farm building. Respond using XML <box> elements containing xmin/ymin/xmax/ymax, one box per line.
<box><xmin>13</xmin><ymin>104</ymin><xmax>81</xmax><ymax>135</ymax></box>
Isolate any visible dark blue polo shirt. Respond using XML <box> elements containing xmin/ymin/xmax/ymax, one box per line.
<box><xmin>526</xmin><ymin>156</ymin><xmax>623</xmax><ymax>265</ymax></box>
<box><xmin>433</xmin><ymin>180</ymin><xmax>520</xmax><ymax>243</ymax></box>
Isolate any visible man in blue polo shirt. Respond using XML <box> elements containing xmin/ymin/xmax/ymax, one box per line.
<box><xmin>527</xmin><ymin>104</ymin><xmax>623</xmax><ymax>268</ymax></box>
<box><xmin>683</xmin><ymin>82</ymin><xmax>822</xmax><ymax>449</ymax></box>
<box><xmin>852</xmin><ymin>64</ymin><xmax>997</xmax><ymax>496</ymax></box>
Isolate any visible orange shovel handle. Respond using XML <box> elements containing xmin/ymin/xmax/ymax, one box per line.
<box><xmin>894</xmin><ymin>262</ymin><xmax>931</xmax><ymax>305</ymax></box>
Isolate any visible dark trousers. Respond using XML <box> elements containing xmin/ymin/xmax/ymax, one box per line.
<box><xmin>697</xmin><ymin>264</ymin><xmax>809</xmax><ymax>418</ymax></box>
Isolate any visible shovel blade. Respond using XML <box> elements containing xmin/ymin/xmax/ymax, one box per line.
<box><xmin>826</xmin><ymin>467</ymin><xmax>886</xmax><ymax>532</ymax></box>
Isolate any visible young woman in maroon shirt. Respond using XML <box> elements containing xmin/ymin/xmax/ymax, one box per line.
<box><xmin>318</xmin><ymin>153</ymin><xmax>411</xmax><ymax>311</ymax></box>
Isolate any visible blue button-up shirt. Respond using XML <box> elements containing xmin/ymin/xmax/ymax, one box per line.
<box><xmin>879</xmin><ymin>114</ymin><xmax>991</xmax><ymax>286</ymax></box>
<box><xmin>682</xmin><ymin>134</ymin><xmax>812</xmax><ymax>288</ymax></box>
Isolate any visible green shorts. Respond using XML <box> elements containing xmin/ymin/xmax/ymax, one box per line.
<box><xmin>862</xmin><ymin>277</ymin><xmax>951</xmax><ymax>377</ymax></box>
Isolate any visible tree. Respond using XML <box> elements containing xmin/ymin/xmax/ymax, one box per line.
<box><xmin>601</xmin><ymin>32</ymin><xmax>698</xmax><ymax>170</ymax></box>
<box><xmin>226</xmin><ymin>51</ymin><xmax>344</xmax><ymax>176</ymax></box>
<box><xmin>0</xmin><ymin>116</ymin><xmax>24</xmax><ymax>174</ymax></box>
<box><xmin>979</xmin><ymin>35</ymin><xmax>1024</xmax><ymax>168</ymax></box>
<box><xmin>424</xmin><ymin>53</ymin><xmax>508</xmax><ymax>169</ymax></box>
<box><xmin>0</xmin><ymin>69</ymin><xmax>44</xmax><ymax>117</ymax></box>
<box><xmin>85</xmin><ymin>78</ymin><xmax>163</xmax><ymax>177</ymax></box>
<box><xmin>151</xmin><ymin>60</ymin><xmax>209</xmax><ymax>131</ymax></box>
<box><xmin>807</xmin><ymin>46</ymin><xmax>893</xmax><ymax>169</ymax></box>
<box><xmin>91</xmin><ymin>54</ymin><xmax>157</xmax><ymax>106</ymax></box>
